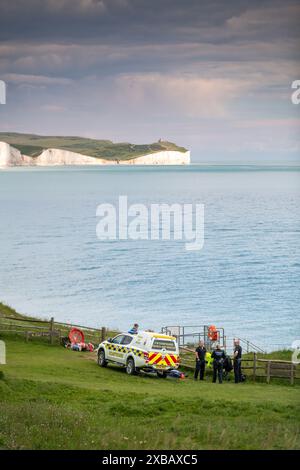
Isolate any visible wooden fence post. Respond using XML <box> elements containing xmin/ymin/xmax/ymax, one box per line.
<box><xmin>101</xmin><ymin>327</ymin><xmax>106</xmax><ymax>342</ymax></box>
<box><xmin>253</xmin><ymin>352</ymin><xmax>257</xmax><ymax>381</ymax></box>
<box><xmin>49</xmin><ymin>317</ymin><xmax>54</xmax><ymax>344</ymax></box>
<box><xmin>290</xmin><ymin>364</ymin><xmax>295</xmax><ymax>385</ymax></box>
<box><xmin>266</xmin><ymin>360</ymin><xmax>271</xmax><ymax>384</ymax></box>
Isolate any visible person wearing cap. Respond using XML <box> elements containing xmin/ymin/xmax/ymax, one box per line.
<box><xmin>211</xmin><ymin>343</ymin><xmax>226</xmax><ymax>383</ymax></box>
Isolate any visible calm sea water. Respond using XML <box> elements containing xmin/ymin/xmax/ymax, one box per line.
<box><xmin>0</xmin><ymin>165</ymin><xmax>299</xmax><ymax>351</ymax></box>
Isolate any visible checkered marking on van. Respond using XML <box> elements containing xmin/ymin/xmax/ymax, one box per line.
<box><xmin>105</xmin><ymin>343</ymin><xmax>144</xmax><ymax>357</ymax></box>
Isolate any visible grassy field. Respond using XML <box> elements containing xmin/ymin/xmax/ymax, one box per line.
<box><xmin>0</xmin><ymin>132</ymin><xmax>187</xmax><ymax>160</ymax></box>
<box><xmin>0</xmin><ymin>335</ymin><xmax>299</xmax><ymax>450</ymax></box>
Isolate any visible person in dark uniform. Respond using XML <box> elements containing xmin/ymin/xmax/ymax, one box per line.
<box><xmin>194</xmin><ymin>340</ymin><xmax>206</xmax><ymax>380</ymax></box>
<box><xmin>211</xmin><ymin>344</ymin><xmax>226</xmax><ymax>383</ymax></box>
<box><xmin>233</xmin><ymin>339</ymin><xmax>242</xmax><ymax>383</ymax></box>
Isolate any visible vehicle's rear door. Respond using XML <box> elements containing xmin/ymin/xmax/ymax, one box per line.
<box><xmin>149</xmin><ymin>338</ymin><xmax>179</xmax><ymax>368</ymax></box>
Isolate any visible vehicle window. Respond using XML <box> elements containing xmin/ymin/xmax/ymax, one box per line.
<box><xmin>152</xmin><ymin>339</ymin><xmax>176</xmax><ymax>351</ymax></box>
<box><xmin>111</xmin><ymin>335</ymin><xmax>125</xmax><ymax>344</ymax></box>
<box><xmin>121</xmin><ymin>335</ymin><xmax>133</xmax><ymax>345</ymax></box>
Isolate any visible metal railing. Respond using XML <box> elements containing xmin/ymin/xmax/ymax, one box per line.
<box><xmin>161</xmin><ymin>325</ymin><xmax>226</xmax><ymax>351</ymax></box>
<box><xmin>226</xmin><ymin>337</ymin><xmax>266</xmax><ymax>354</ymax></box>
<box><xmin>161</xmin><ymin>325</ymin><xmax>265</xmax><ymax>354</ymax></box>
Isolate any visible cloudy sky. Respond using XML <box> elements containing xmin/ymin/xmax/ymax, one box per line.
<box><xmin>0</xmin><ymin>0</ymin><xmax>299</xmax><ymax>162</ymax></box>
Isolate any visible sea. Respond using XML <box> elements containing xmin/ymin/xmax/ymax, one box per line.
<box><xmin>0</xmin><ymin>164</ymin><xmax>299</xmax><ymax>351</ymax></box>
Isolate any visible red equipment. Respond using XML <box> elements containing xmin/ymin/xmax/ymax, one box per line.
<box><xmin>69</xmin><ymin>327</ymin><xmax>85</xmax><ymax>344</ymax></box>
<box><xmin>207</xmin><ymin>325</ymin><xmax>218</xmax><ymax>341</ymax></box>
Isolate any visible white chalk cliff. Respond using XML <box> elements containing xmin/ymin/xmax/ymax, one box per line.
<box><xmin>0</xmin><ymin>142</ymin><xmax>190</xmax><ymax>167</ymax></box>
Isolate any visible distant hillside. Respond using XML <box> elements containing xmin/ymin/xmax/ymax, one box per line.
<box><xmin>0</xmin><ymin>133</ymin><xmax>187</xmax><ymax>161</ymax></box>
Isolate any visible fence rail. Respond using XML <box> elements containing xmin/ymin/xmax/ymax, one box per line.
<box><xmin>0</xmin><ymin>314</ymin><xmax>107</xmax><ymax>344</ymax></box>
<box><xmin>179</xmin><ymin>349</ymin><xmax>299</xmax><ymax>385</ymax></box>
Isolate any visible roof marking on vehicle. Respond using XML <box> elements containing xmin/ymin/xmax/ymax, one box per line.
<box><xmin>151</xmin><ymin>334</ymin><xmax>176</xmax><ymax>340</ymax></box>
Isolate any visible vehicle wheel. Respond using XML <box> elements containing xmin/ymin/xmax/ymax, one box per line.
<box><xmin>157</xmin><ymin>370</ymin><xmax>167</xmax><ymax>378</ymax></box>
<box><xmin>126</xmin><ymin>357</ymin><xmax>136</xmax><ymax>375</ymax></box>
<box><xmin>98</xmin><ymin>349</ymin><xmax>107</xmax><ymax>367</ymax></box>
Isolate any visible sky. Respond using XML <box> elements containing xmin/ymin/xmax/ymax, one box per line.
<box><xmin>0</xmin><ymin>0</ymin><xmax>299</xmax><ymax>162</ymax></box>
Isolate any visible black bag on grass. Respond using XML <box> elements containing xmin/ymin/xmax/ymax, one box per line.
<box><xmin>224</xmin><ymin>355</ymin><xmax>233</xmax><ymax>373</ymax></box>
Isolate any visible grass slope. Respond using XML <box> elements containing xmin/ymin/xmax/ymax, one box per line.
<box><xmin>0</xmin><ymin>132</ymin><xmax>187</xmax><ymax>161</ymax></box>
<box><xmin>0</xmin><ymin>302</ymin><xmax>38</xmax><ymax>320</ymax></box>
<box><xmin>0</xmin><ymin>302</ymin><xmax>117</xmax><ymax>344</ymax></box>
<box><xmin>0</xmin><ymin>337</ymin><xmax>299</xmax><ymax>450</ymax></box>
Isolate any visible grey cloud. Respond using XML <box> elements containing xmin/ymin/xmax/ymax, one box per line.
<box><xmin>1</xmin><ymin>39</ymin><xmax>299</xmax><ymax>83</ymax></box>
<box><xmin>1</xmin><ymin>0</ymin><xmax>299</xmax><ymax>44</ymax></box>
<box><xmin>2</xmin><ymin>73</ymin><xmax>73</xmax><ymax>85</ymax></box>
<box><xmin>0</xmin><ymin>1</ymin><xmax>299</xmax><ymax>85</ymax></box>
<box><xmin>0</xmin><ymin>0</ymin><xmax>299</xmax><ymax>161</ymax></box>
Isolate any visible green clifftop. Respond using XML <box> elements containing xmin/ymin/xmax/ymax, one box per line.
<box><xmin>0</xmin><ymin>132</ymin><xmax>187</xmax><ymax>161</ymax></box>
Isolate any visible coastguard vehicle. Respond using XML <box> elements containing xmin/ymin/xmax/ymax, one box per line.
<box><xmin>97</xmin><ymin>331</ymin><xmax>180</xmax><ymax>377</ymax></box>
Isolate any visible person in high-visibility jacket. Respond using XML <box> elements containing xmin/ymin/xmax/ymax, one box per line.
<box><xmin>211</xmin><ymin>344</ymin><xmax>226</xmax><ymax>383</ymax></box>
<box><xmin>205</xmin><ymin>351</ymin><xmax>213</xmax><ymax>368</ymax></box>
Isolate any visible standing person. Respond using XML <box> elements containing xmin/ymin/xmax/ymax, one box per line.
<box><xmin>233</xmin><ymin>338</ymin><xmax>243</xmax><ymax>383</ymax></box>
<box><xmin>211</xmin><ymin>344</ymin><xmax>226</xmax><ymax>384</ymax></box>
<box><xmin>128</xmin><ymin>323</ymin><xmax>139</xmax><ymax>334</ymax></box>
<box><xmin>194</xmin><ymin>340</ymin><xmax>206</xmax><ymax>381</ymax></box>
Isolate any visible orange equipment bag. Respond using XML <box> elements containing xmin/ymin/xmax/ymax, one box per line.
<box><xmin>208</xmin><ymin>325</ymin><xmax>218</xmax><ymax>341</ymax></box>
